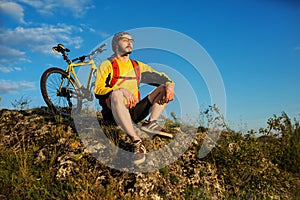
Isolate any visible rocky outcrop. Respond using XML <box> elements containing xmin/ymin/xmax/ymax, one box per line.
<box><xmin>1</xmin><ymin>108</ymin><xmax>296</xmax><ymax>199</ymax></box>
<box><xmin>0</xmin><ymin>108</ymin><xmax>225</xmax><ymax>199</ymax></box>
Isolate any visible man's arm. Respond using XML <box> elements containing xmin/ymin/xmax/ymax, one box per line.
<box><xmin>138</xmin><ymin>61</ymin><xmax>175</xmax><ymax>103</ymax></box>
<box><xmin>94</xmin><ymin>60</ymin><xmax>113</xmax><ymax>96</ymax></box>
<box><xmin>138</xmin><ymin>61</ymin><xmax>174</xmax><ymax>87</ymax></box>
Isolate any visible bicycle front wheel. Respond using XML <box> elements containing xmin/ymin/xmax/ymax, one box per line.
<box><xmin>40</xmin><ymin>67</ymin><xmax>82</xmax><ymax>117</ymax></box>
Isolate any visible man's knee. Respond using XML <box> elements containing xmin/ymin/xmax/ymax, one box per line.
<box><xmin>157</xmin><ymin>84</ymin><xmax>165</xmax><ymax>91</ymax></box>
<box><xmin>149</xmin><ymin>85</ymin><xmax>166</xmax><ymax>104</ymax></box>
<box><xmin>110</xmin><ymin>90</ymin><xmax>123</xmax><ymax>103</ymax></box>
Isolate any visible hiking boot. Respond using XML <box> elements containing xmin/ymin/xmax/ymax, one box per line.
<box><xmin>132</xmin><ymin>140</ymin><xmax>146</xmax><ymax>165</ymax></box>
<box><xmin>141</xmin><ymin>120</ymin><xmax>173</xmax><ymax>138</ymax></box>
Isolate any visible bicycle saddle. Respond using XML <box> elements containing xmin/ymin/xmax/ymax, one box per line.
<box><xmin>52</xmin><ymin>44</ymin><xmax>70</xmax><ymax>53</ymax></box>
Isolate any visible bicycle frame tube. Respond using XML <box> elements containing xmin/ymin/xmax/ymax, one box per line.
<box><xmin>67</xmin><ymin>59</ymin><xmax>97</xmax><ymax>90</ymax></box>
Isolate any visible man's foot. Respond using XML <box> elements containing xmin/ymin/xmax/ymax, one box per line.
<box><xmin>141</xmin><ymin>120</ymin><xmax>173</xmax><ymax>138</ymax></box>
<box><xmin>132</xmin><ymin>140</ymin><xmax>146</xmax><ymax>165</ymax></box>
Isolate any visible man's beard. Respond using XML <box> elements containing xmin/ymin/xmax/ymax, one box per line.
<box><xmin>120</xmin><ymin>50</ymin><xmax>132</xmax><ymax>56</ymax></box>
<box><xmin>119</xmin><ymin>46</ymin><xmax>132</xmax><ymax>56</ymax></box>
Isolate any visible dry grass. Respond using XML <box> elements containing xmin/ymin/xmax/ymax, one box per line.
<box><xmin>0</xmin><ymin>108</ymin><xmax>299</xmax><ymax>199</ymax></box>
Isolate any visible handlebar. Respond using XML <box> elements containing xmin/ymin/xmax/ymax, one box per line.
<box><xmin>71</xmin><ymin>56</ymin><xmax>87</xmax><ymax>63</ymax></box>
<box><xmin>52</xmin><ymin>43</ymin><xmax>107</xmax><ymax>64</ymax></box>
<box><xmin>88</xmin><ymin>43</ymin><xmax>107</xmax><ymax>59</ymax></box>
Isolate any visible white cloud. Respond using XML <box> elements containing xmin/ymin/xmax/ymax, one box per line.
<box><xmin>58</xmin><ymin>0</ymin><xmax>95</xmax><ymax>18</ymax></box>
<box><xmin>0</xmin><ymin>1</ymin><xmax>101</xmax><ymax>72</ymax></box>
<box><xmin>98</xmin><ymin>31</ymin><xmax>111</xmax><ymax>39</ymax></box>
<box><xmin>0</xmin><ymin>45</ymin><xmax>26</xmax><ymax>59</ymax></box>
<box><xmin>0</xmin><ymin>2</ymin><xmax>26</xmax><ymax>23</ymax></box>
<box><xmin>0</xmin><ymin>45</ymin><xmax>27</xmax><ymax>71</ymax></box>
<box><xmin>0</xmin><ymin>66</ymin><xmax>13</xmax><ymax>73</ymax></box>
<box><xmin>79</xmin><ymin>23</ymin><xmax>96</xmax><ymax>33</ymax></box>
<box><xmin>0</xmin><ymin>24</ymin><xmax>83</xmax><ymax>56</ymax></box>
<box><xmin>0</xmin><ymin>65</ymin><xmax>24</xmax><ymax>73</ymax></box>
<box><xmin>1</xmin><ymin>0</ymin><xmax>96</xmax><ymax>21</ymax></box>
<box><xmin>0</xmin><ymin>79</ymin><xmax>36</xmax><ymax>94</ymax></box>
<box><xmin>16</xmin><ymin>0</ymin><xmax>44</xmax><ymax>8</ymax></box>
<box><xmin>0</xmin><ymin>23</ymin><xmax>84</xmax><ymax>72</ymax></box>
<box><xmin>18</xmin><ymin>0</ymin><xmax>56</xmax><ymax>16</ymax></box>
<box><xmin>17</xmin><ymin>0</ymin><xmax>94</xmax><ymax>18</ymax></box>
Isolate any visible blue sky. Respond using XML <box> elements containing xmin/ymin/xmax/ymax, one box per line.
<box><xmin>0</xmin><ymin>0</ymin><xmax>299</xmax><ymax>132</ymax></box>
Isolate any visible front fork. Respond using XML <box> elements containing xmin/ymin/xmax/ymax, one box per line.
<box><xmin>57</xmin><ymin>67</ymin><xmax>96</xmax><ymax>102</ymax></box>
<box><xmin>56</xmin><ymin>75</ymin><xmax>76</xmax><ymax>107</ymax></box>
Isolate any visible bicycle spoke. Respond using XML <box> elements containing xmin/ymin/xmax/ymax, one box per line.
<box><xmin>41</xmin><ymin>68</ymin><xmax>82</xmax><ymax>116</ymax></box>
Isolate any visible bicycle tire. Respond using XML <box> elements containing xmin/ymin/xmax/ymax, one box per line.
<box><xmin>40</xmin><ymin>67</ymin><xmax>82</xmax><ymax>117</ymax></box>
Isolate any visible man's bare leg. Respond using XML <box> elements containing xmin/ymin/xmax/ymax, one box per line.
<box><xmin>109</xmin><ymin>90</ymin><xmax>140</xmax><ymax>142</ymax></box>
<box><xmin>147</xmin><ymin>85</ymin><xmax>168</xmax><ymax>122</ymax></box>
<box><xmin>140</xmin><ymin>85</ymin><xmax>174</xmax><ymax>138</ymax></box>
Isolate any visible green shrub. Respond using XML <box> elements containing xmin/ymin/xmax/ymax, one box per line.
<box><xmin>283</xmin><ymin>121</ymin><xmax>300</xmax><ymax>175</ymax></box>
<box><xmin>210</xmin><ymin>130</ymin><xmax>292</xmax><ymax>199</ymax></box>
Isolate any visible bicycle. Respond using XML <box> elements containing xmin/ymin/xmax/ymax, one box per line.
<box><xmin>40</xmin><ymin>43</ymin><xmax>106</xmax><ymax>116</ymax></box>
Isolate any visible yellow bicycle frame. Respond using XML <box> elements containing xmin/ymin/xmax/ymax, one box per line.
<box><xmin>65</xmin><ymin>59</ymin><xmax>97</xmax><ymax>91</ymax></box>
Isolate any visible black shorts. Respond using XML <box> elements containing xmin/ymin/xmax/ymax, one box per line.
<box><xmin>101</xmin><ymin>96</ymin><xmax>152</xmax><ymax>125</ymax></box>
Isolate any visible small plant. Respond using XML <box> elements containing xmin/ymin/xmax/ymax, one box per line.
<box><xmin>185</xmin><ymin>186</ymin><xmax>210</xmax><ymax>200</ymax></box>
<box><xmin>11</xmin><ymin>95</ymin><xmax>32</xmax><ymax>110</ymax></box>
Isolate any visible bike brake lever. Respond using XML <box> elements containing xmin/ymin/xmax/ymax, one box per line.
<box><xmin>99</xmin><ymin>43</ymin><xmax>107</xmax><ymax>49</ymax></box>
<box><xmin>94</xmin><ymin>43</ymin><xmax>107</xmax><ymax>54</ymax></box>
<box><xmin>87</xmin><ymin>43</ymin><xmax>107</xmax><ymax>59</ymax></box>
<box><xmin>97</xmin><ymin>43</ymin><xmax>107</xmax><ymax>53</ymax></box>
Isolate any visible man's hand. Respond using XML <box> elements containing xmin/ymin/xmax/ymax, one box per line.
<box><xmin>164</xmin><ymin>84</ymin><xmax>174</xmax><ymax>103</ymax></box>
<box><xmin>119</xmin><ymin>88</ymin><xmax>137</xmax><ymax>108</ymax></box>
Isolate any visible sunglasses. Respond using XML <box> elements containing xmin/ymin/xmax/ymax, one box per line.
<box><xmin>120</xmin><ymin>37</ymin><xmax>134</xmax><ymax>44</ymax></box>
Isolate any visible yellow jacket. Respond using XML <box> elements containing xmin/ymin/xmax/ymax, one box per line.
<box><xmin>94</xmin><ymin>58</ymin><xmax>174</xmax><ymax>100</ymax></box>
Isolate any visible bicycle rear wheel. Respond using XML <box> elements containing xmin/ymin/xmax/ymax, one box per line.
<box><xmin>40</xmin><ymin>67</ymin><xmax>82</xmax><ymax>116</ymax></box>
